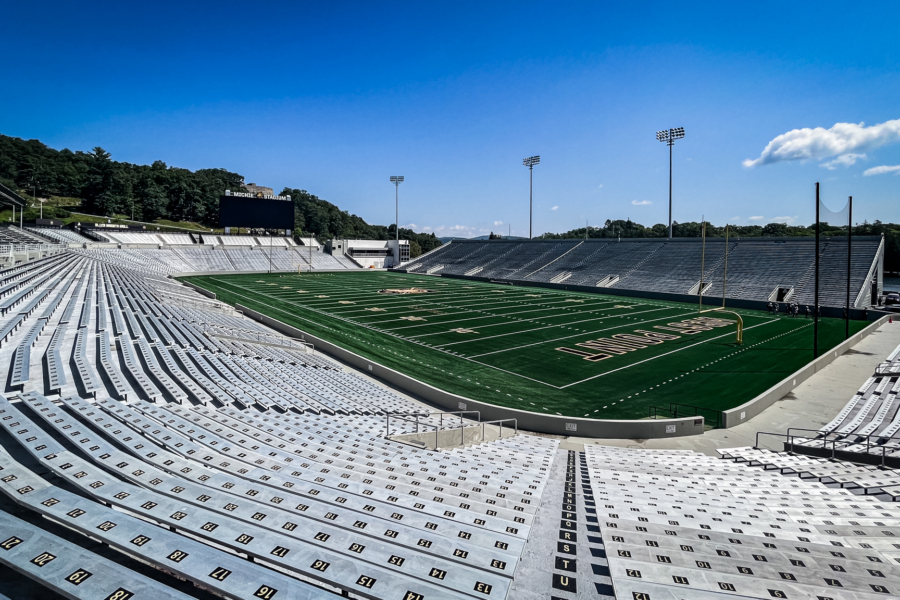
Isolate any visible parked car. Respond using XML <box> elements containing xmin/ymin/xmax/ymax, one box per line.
<box><xmin>886</xmin><ymin>292</ymin><xmax>900</xmax><ymax>306</ymax></box>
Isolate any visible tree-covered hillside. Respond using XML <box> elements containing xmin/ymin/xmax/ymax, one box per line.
<box><xmin>0</xmin><ymin>133</ymin><xmax>441</xmax><ymax>256</ymax></box>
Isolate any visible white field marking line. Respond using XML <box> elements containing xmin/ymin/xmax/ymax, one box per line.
<box><xmin>334</xmin><ymin>291</ymin><xmax>619</xmax><ymax>314</ymax></box>
<box><xmin>405</xmin><ymin>304</ymin><xmax>660</xmax><ymax>342</ymax></box>
<box><xmin>559</xmin><ymin>319</ymin><xmax>779</xmax><ymax>389</ymax></box>
<box><xmin>331</xmin><ymin>292</ymin><xmax>614</xmax><ymax>321</ymax></box>
<box><xmin>372</xmin><ymin>299</ymin><xmax>629</xmax><ymax>331</ymax></box>
<box><xmin>290</xmin><ymin>280</ymin><xmax>627</xmax><ymax>328</ymax></box>
<box><xmin>463</xmin><ymin>308</ymin><xmax>710</xmax><ymax>358</ymax></box>
<box><xmin>280</xmin><ymin>284</ymin><xmax>595</xmax><ymax>315</ymax></box>
<box><xmin>207</xmin><ymin>277</ymin><xmax>566</xmax><ymax>387</ymax></box>
<box><xmin>426</xmin><ymin>305</ymin><xmax>676</xmax><ymax>346</ymax></box>
<box><xmin>459</xmin><ymin>357</ymin><xmax>564</xmax><ymax>389</ymax></box>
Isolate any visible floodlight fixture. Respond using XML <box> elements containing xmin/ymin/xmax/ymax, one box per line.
<box><xmin>656</xmin><ymin>127</ymin><xmax>686</xmax><ymax>238</ymax></box>
<box><xmin>523</xmin><ymin>156</ymin><xmax>540</xmax><ymax>238</ymax></box>
<box><xmin>390</xmin><ymin>176</ymin><xmax>404</xmax><ymax>183</ymax></box>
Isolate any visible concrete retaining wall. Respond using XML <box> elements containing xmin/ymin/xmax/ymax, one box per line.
<box><xmin>181</xmin><ymin>281</ymin><xmax>217</xmax><ymax>299</ymax></box>
<box><xmin>721</xmin><ymin>315</ymin><xmax>890</xmax><ymax>428</ymax></box>
<box><xmin>235</xmin><ymin>303</ymin><xmax>707</xmax><ymax>439</ymax></box>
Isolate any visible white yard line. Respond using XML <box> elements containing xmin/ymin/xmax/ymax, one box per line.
<box><xmin>207</xmin><ymin>277</ymin><xmax>567</xmax><ymax>387</ymax></box>
<box><xmin>205</xmin><ymin>275</ymin><xmax>783</xmax><ymax>392</ymax></box>
<box><xmin>465</xmin><ymin>309</ymin><xmax>699</xmax><ymax>358</ymax></box>
<box><xmin>428</xmin><ymin>306</ymin><xmax>675</xmax><ymax>346</ymax></box>
<box><xmin>395</xmin><ymin>302</ymin><xmax>638</xmax><ymax>335</ymax></box>
<box><xmin>558</xmin><ymin>319</ymin><xmax>780</xmax><ymax>388</ymax></box>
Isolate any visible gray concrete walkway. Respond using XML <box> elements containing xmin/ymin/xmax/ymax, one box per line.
<box><xmin>541</xmin><ymin>319</ymin><xmax>900</xmax><ymax>455</ymax></box>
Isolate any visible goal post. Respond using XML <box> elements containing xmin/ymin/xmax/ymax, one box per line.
<box><xmin>699</xmin><ymin>307</ymin><xmax>743</xmax><ymax>345</ymax></box>
<box><xmin>698</xmin><ymin>221</ymin><xmax>742</xmax><ymax>344</ymax></box>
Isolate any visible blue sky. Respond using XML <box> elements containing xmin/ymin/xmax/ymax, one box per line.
<box><xmin>3</xmin><ymin>1</ymin><xmax>899</xmax><ymax>238</ymax></box>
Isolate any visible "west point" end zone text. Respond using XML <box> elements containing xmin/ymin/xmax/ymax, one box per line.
<box><xmin>555</xmin><ymin>316</ymin><xmax>734</xmax><ymax>362</ymax></box>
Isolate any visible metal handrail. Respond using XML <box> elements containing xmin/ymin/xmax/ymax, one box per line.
<box><xmin>480</xmin><ymin>418</ymin><xmax>518</xmax><ymax>441</ymax></box>
<box><xmin>385</xmin><ymin>414</ymin><xmax>442</xmax><ymax>448</ymax></box>
<box><xmin>386</xmin><ymin>411</ymin><xmax>486</xmax><ymax>448</ymax></box>
<box><xmin>649</xmin><ymin>402</ymin><xmax>722</xmax><ymax>428</ymax></box>
<box><xmin>754</xmin><ymin>428</ymin><xmax>900</xmax><ymax>468</ymax></box>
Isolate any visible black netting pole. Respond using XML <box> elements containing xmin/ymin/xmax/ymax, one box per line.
<box><xmin>814</xmin><ymin>182</ymin><xmax>820</xmax><ymax>359</ymax></box>
<box><xmin>846</xmin><ymin>196</ymin><xmax>852</xmax><ymax>340</ymax></box>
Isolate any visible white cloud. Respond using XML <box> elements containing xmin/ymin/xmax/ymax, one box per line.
<box><xmin>631</xmin><ymin>200</ymin><xmax>652</xmax><ymax>206</ymax></box>
<box><xmin>743</xmin><ymin>118</ymin><xmax>900</xmax><ymax>168</ymax></box>
<box><xmin>819</xmin><ymin>153</ymin><xmax>866</xmax><ymax>170</ymax></box>
<box><xmin>729</xmin><ymin>216</ymin><xmax>740</xmax><ymax>221</ymax></box>
<box><xmin>772</xmin><ymin>215</ymin><xmax>799</xmax><ymax>225</ymax></box>
<box><xmin>748</xmin><ymin>216</ymin><xmax>764</xmax><ymax>221</ymax></box>
<box><xmin>551</xmin><ymin>206</ymin><xmax>559</xmax><ymax>211</ymax></box>
<box><xmin>863</xmin><ymin>164</ymin><xmax>900</xmax><ymax>176</ymax></box>
<box><xmin>426</xmin><ymin>224</ymin><xmax>485</xmax><ymax>238</ymax></box>
<box><xmin>597</xmin><ymin>184</ymin><xmax>603</xmax><ymax>188</ymax></box>
<box><xmin>493</xmin><ymin>220</ymin><xmax>503</xmax><ymax>226</ymax></box>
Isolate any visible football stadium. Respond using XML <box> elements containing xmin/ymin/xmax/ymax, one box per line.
<box><xmin>3</xmin><ymin>4</ymin><xmax>900</xmax><ymax>599</ymax></box>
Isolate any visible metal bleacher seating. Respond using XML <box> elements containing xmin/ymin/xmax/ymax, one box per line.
<box><xmin>27</xmin><ymin>227</ymin><xmax>94</xmax><ymax>244</ymax></box>
<box><xmin>403</xmin><ymin>237</ymin><xmax>883</xmax><ymax>307</ymax></box>
<box><xmin>586</xmin><ymin>444</ymin><xmax>900</xmax><ymax>599</ymax></box>
<box><xmin>0</xmin><ymin>247</ymin><xmax>562</xmax><ymax>598</ymax></box>
<box><xmin>0</xmin><ymin>241</ymin><xmax>893</xmax><ymax>599</ymax></box>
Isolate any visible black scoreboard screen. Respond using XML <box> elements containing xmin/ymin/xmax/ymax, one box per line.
<box><xmin>219</xmin><ymin>196</ymin><xmax>294</xmax><ymax>229</ymax></box>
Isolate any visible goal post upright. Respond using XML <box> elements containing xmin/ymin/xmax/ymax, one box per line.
<box><xmin>699</xmin><ymin>223</ymin><xmax>742</xmax><ymax>345</ymax></box>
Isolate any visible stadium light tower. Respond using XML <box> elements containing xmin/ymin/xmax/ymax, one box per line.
<box><xmin>523</xmin><ymin>156</ymin><xmax>540</xmax><ymax>239</ymax></box>
<box><xmin>656</xmin><ymin>127</ymin><xmax>685</xmax><ymax>239</ymax></box>
<box><xmin>390</xmin><ymin>176</ymin><xmax>404</xmax><ymax>242</ymax></box>
<box><xmin>390</xmin><ymin>176</ymin><xmax>404</xmax><ymax>264</ymax></box>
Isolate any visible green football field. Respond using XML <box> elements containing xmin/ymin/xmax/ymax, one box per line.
<box><xmin>183</xmin><ymin>271</ymin><xmax>867</xmax><ymax>421</ymax></box>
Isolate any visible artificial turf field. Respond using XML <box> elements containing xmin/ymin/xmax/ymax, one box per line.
<box><xmin>184</xmin><ymin>271</ymin><xmax>868</xmax><ymax>421</ymax></box>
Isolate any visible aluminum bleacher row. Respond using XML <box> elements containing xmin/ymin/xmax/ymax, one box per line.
<box><xmin>0</xmin><ymin>248</ymin><xmax>895</xmax><ymax>599</ymax></box>
<box><xmin>73</xmin><ymin>246</ymin><xmax>357</xmax><ymax>273</ymax></box>
<box><xmin>586</xmin><ymin>445</ymin><xmax>900</xmax><ymax>600</ymax></box>
<box><xmin>770</xmin><ymin>342</ymin><xmax>900</xmax><ymax>473</ymax></box>
<box><xmin>0</xmin><ymin>249</ymin><xmax>559</xmax><ymax>598</ymax></box>
<box><xmin>401</xmin><ymin>237</ymin><xmax>884</xmax><ymax>308</ymax></box>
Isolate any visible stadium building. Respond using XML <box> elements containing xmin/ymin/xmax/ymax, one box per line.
<box><xmin>0</xmin><ymin>185</ymin><xmax>898</xmax><ymax>600</ymax></box>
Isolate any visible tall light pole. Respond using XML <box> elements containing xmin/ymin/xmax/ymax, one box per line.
<box><xmin>523</xmin><ymin>156</ymin><xmax>540</xmax><ymax>239</ymax></box>
<box><xmin>390</xmin><ymin>176</ymin><xmax>404</xmax><ymax>264</ymax></box>
<box><xmin>656</xmin><ymin>127</ymin><xmax>685</xmax><ymax>239</ymax></box>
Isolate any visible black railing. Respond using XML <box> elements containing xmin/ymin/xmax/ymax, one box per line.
<box><xmin>754</xmin><ymin>427</ymin><xmax>900</xmax><ymax>468</ymax></box>
<box><xmin>649</xmin><ymin>402</ymin><xmax>722</xmax><ymax>429</ymax></box>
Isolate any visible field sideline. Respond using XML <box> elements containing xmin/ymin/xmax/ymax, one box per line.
<box><xmin>184</xmin><ymin>271</ymin><xmax>867</xmax><ymax>420</ymax></box>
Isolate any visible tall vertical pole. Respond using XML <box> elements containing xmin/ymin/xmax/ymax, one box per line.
<box><xmin>814</xmin><ymin>182</ymin><xmax>820</xmax><ymax>359</ymax></box>
<box><xmin>668</xmin><ymin>136</ymin><xmax>673</xmax><ymax>239</ymax></box>
<box><xmin>699</xmin><ymin>219</ymin><xmax>706</xmax><ymax>310</ymax></box>
<box><xmin>529</xmin><ymin>165</ymin><xmax>533</xmax><ymax>240</ymax></box>
<box><xmin>846</xmin><ymin>196</ymin><xmax>852</xmax><ymax>339</ymax></box>
<box><xmin>722</xmin><ymin>225</ymin><xmax>729</xmax><ymax>307</ymax></box>
<box><xmin>395</xmin><ymin>181</ymin><xmax>399</xmax><ymax>267</ymax></box>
